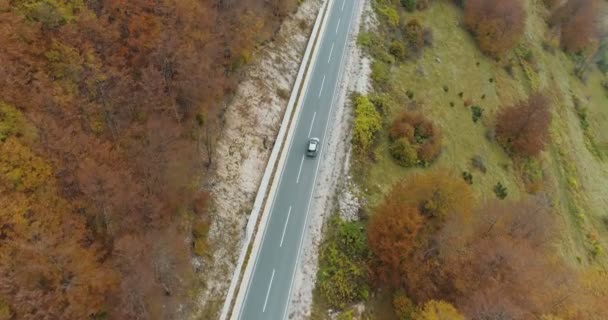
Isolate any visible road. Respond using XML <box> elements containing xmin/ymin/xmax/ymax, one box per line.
<box><xmin>237</xmin><ymin>0</ymin><xmax>358</xmax><ymax>319</ymax></box>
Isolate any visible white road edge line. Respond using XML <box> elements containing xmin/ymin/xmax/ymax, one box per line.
<box><xmin>308</xmin><ymin>112</ymin><xmax>317</xmax><ymax>137</ymax></box>
<box><xmin>282</xmin><ymin>0</ymin><xmax>357</xmax><ymax>319</ymax></box>
<box><xmin>318</xmin><ymin>75</ymin><xmax>326</xmax><ymax>98</ymax></box>
<box><xmin>341</xmin><ymin>0</ymin><xmax>345</xmax><ymax>11</ymax></box>
<box><xmin>335</xmin><ymin>18</ymin><xmax>341</xmax><ymax>34</ymax></box>
<box><xmin>280</xmin><ymin>206</ymin><xmax>292</xmax><ymax>247</ymax></box>
<box><xmin>263</xmin><ymin>269</ymin><xmax>276</xmax><ymax>313</ymax></box>
<box><xmin>328</xmin><ymin>42</ymin><xmax>335</xmax><ymax>63</ymax></box>
<box><xmin>296</xmin><ymin>155</ymin><xmax>305</xmax><ymax>184</ymax></box>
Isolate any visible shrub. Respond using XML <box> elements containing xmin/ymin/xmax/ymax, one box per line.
<box><xmin>357</xmin><ymin>31</ymin><xmax>376</xmax><ymax>48</ymax></box>
<box><xmin>471</xmin><ymin>155</ymin><xmax>487</xmax><ymax>173</ymax></box>
<box><xmin>462</xmin><ymin>171</ymin><xmax>473</xmax><ymax>185</ymax></box>
<box><xmin>471</xmin><ymin>105</ymin><xmax>483</xmax><ymax>123</ymax></box>
<box><xmin>422</xmin><ymin>27</ymin><xmax>434</xmax><ymax>47</ymax></box>
<box><xmin>276</xmin><ymin>87</ymin><xmax>290</xmax><ymax>100</ymax></box>
<box><xmin>337</xmin><ymin>220</ymin><xmax>368</xmax><ymax>257</ymax></box>
<box><xmin>318</xmin><ymin>217</ymin><xmax>369</xmax><ymax>308</ymax></box>
<box><xmin>401</xmin><ymin>0</ymin><xmax>417</xmax><ymax>12</ymax></box>
<box><xmin>494</xmin><ymin>182</ymin><xmax>508</xmax><ymax>199</ymax></box>
<box><xmin>464</xmin><ymin>0</ymin><xmax>526</xmax><ymax>57</ymax></box>
<box><xmin>371</xmin><ymin>60</ymin><xmax>391</xmax><ymax>87</ymax></box>
<box><xmin>403</xmin><ymin>18</ymin><xmax>425</xmax><ymax>52</ymax></box>
<box><xmin>575</xmin><ymin>105</ymin><xmax>590</xmax><ymax>131</ymax></box>
<box><xmin>369</xmin><ymin>93</ymin><xmax>395</xmax><ymax>115</ymax></box>
<box><xmin>495</xmin><ymin>93</ymin><xmax>552</xmax><ymax>157</ymax></box>
<box><xmin>353</xmin><ymin>95</ymin><xmax>382</xmax><ymax>155</ymax></box>
<box><xmin>390</xmin><ymin>40</ymin><xmax>408</xmax><ymax>60</ymax></box>
<box><xmin>393</xmin><ymin>290</ymin><xmax>416</xmax><ymax>320</ymax></box>
<box><xmin>389</xmin><ymin>137</ymin><xmax>419</xmax><ymax>167</ymax></box>
<box><xmin>378</xmin><ymin>5</ymin><xmax>400</xmax><ymax>28</ymax></box>
<box><xmin>389</xmin><ymin>111</ymin><xmax>442</xmax><ymax>166</ymax></box>
<box><xmin>406</xmin><ymin>90</ymin><xmax>415</xmax><ymax>99</ymax></box>
<box><xmin>413</xmin><ymin>300</ymin><xmax>465</xmax><ymax>320</ymax></box>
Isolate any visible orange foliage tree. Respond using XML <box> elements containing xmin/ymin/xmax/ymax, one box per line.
<box><xmin>464</xmin><ymin>0</ymin><xmax>526</xmax><ymax>58</ymax></box>
<box><xmin>368</xmin><ymin>198</ymin><xmax>424</xmax><ymax>286</ymax></box>
<box><xmin>496</xmin><ymin>93</ymin><xmax>552</xmax><ymax>158</ymax></box>
<box><xmin>402</xmin><ymin>197</ymin><xmax>584</xmax><ymax>318</ymax></box>
<box><xmin>447</xmin><ymin>199</ymin><xmax>577</xmax><ymax>318</ymax></box>
<box><xmin>549</xmin><ymin>0</ymin><xmax>599</xmax><ymax>53</ymax></box>
<box><xmin>368</xmin><ymin>170</ymin><xmax>473</xmax><ymax>286</ymax></box>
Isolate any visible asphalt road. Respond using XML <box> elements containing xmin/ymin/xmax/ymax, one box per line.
<box><xmin>237</xmin><ymin>0</ymin><xmax>358</xmax><ymax>319</ymax></box>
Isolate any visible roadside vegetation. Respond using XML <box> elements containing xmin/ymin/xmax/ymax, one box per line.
<box><xmin>314</xmin><ymin>0</ymin><xmax>608</xmax><ymax>319</ymax></box>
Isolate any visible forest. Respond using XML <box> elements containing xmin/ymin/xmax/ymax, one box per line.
<box><xmin>0</xmin><ymin>0</ymin><xmax>296</xmax><ymax>318</ymax></box>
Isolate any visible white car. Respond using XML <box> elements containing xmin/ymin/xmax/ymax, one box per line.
<box><xmin>306</xmin><ymin>138</ymin><xmax>320</xmax><ymax>157</ymax></box>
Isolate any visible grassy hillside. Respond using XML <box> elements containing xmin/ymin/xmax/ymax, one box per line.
<box><xmin>313</xmin><ymin>0</ymin><xmax>608</xmax><ymax>319</ymax></box>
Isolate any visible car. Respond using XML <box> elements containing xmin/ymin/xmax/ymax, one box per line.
<box><xmin>306</xmin><ymin>137</ymin><xmax>320</xmax><ymax>157</ymax></box>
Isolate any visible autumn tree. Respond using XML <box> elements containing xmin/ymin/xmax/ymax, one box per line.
<box><xmin>368</xmin><ymin>191</ymin><xmax>424</xmax><ymax>285</ymax></box>
<box><xmin>389</xmin><ymin>111</ymin><xmax>443</xmax><ymax>167</ymax></box>
<box><xmin>495</xmin><ymin>93</ymin><xmax>552</xmax><ymax>158</ymax></box>
<box><xmin>549</xmin><ymin>0</ymin><xmax>600</xmax><ymax>52</ymax></box>
<box><xmin>447</xmin><ymin>200</ymin><xmax>574</xmax><ymax>318</ymax></box>
<box><xmin>464</xmin><ymin>0</ymin><xmax>526</xmax><ymax>57</ymax></box>
<box><xmin>399</xmin><ymin>170</ymin><xmax>474</xmax><ymax>224</ymax></box>
<box><xmin>378</xmin><ymin>171</ymin><xmax>475</xmax><ymax>300</ymax></box>
<box><xmin>368</xmin><ymin>170</ymin><xmax>473</xmax><ymax>286</ymax></box>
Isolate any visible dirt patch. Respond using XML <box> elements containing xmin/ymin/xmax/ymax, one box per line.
<box><xmin>192</xmin><ymin>1</ymin><xmax>323</xmax><ymax>318</ymax></box>
<box><xmin>285</xmin><ymin>0</ymin><xmax>372</xmax><ymax>318</ymax></box>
